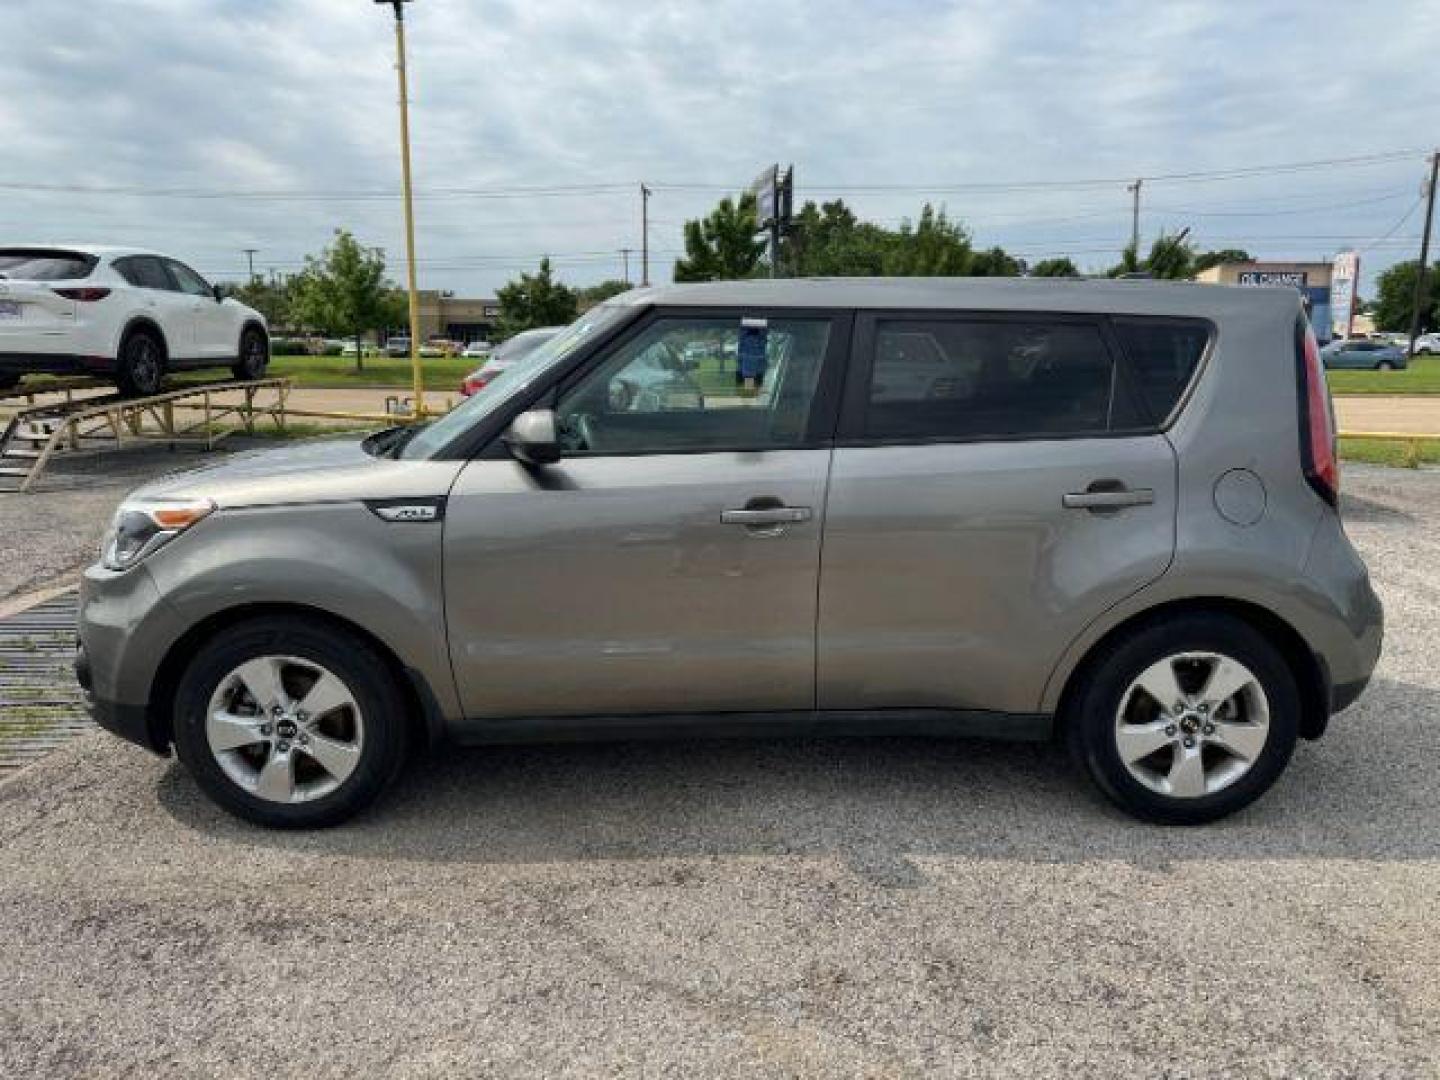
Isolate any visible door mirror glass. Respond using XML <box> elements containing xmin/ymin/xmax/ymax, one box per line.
<box><xmin>504</xmin><ymin>408</ymin><xmax>562</xmax><ymax>465</ymax></box>
<box><xmin>213</xmin><ymin>284</ymin><xmax>225</xmax><ymax>303</ymax></box>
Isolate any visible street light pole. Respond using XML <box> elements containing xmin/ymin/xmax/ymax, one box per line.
<box><xmin>243</xmin><ymin>248</ymin><xmax>258</xmax><ymax>280</ymax></box>
<box><xmin>376</xmin><ymin>0</ymin><xmax>425</xmax><ymax>416</ymax></box>
<box><xmin>640</xmin><ymin>183</ymin><xmax>652</xmax><ymax>287</ymax></box>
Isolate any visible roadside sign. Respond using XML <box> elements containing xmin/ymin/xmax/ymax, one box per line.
<box><xmin>1330</xmin><ymin>252</ymin><xmax>1359</xmax><ymax>339</ymax></box>
<box><xmin>749</xmin><ymin>165</ymin><xmax>778</xmax><ymax>226</ymax></box>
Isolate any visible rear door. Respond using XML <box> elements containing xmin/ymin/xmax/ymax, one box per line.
<box><xmin>817</xmin><ymin>311</ymin><xmax>1200</xmax><ymax>717</ymax></box>
<box><xmin>115</xmin><ymin>255</ymin><xmax>194</xmax><ymax>358</ymax></box>
<box><xmin>443</xmin><ymin>308</ymin><xmax>848</xmax><ymax>719</ymax></box>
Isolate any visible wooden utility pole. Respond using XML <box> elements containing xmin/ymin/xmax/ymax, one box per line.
<box><xmin>640</xmin><ymin>184</ymin><xmax>652</xmax><ymax>287</ymax></box>
<box><xmin>1407</xmin><ymin>152</ymin><xmax>1438</xmax><ymax>358</ymax></box>
<box><xmin>1127</xmin><ymin>178</ymin><xmax>1143</xmax><ymax>258</ymax></box>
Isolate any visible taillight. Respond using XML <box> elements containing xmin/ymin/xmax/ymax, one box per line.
<box><xmin>52</xmin><ymin>287</ymin><xmax>111</xmax><ymax>302</ymax></box>
<box><xmin>1296</xmin><ymin>319</ymin><xmax>1339</xmax><ymax>506</ymax></box>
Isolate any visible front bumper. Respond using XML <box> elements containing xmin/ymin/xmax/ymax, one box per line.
<box><xmin>76</xmin><ymin>643</ymin><xmax>168</xmax><ymax>755</ymax></box>
<box><xmin>77</xmin><ymin>563</ymin><xmax>188</xmax><ymax>752</ymax></box>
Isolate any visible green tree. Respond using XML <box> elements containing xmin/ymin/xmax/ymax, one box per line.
<box><xmin>578</xmin><ymin>279</ymin><xmax>632</xmax><ymax>308</ymax></box>
<box><xmin>291</xmin><ymin>229</ymin><xmax>406</xmax><ymax>371</ymax></box>
<box><xmin>784</xmin><ymin>199</ymin><xmax>890</xmax><ymax>276</ymax></box>
<box><xmin>496</xmin><ymin>257</ymin><xmax>579</xmax><ymax>338</ymax></box>
<box><xmin>1029</xmin><ymin>257</ymin><xmax>1078</xmax><ymax>277</ymax></box>
<box><xmin>1106</xmin><ymin>231</ymin><xmax>1195</xmax><ymax>280</ymax></box>
<box><xmin>220</xmin><ymin>275</ymin><xmax>302</xmax><ymax>328</ymax></box>
<box><xmin>674</xmin><ymin>194</ymin><xmax>768</xmax><ymax>282</ymax></box>
<box><xmin>1373</xmin><ymin>260</ymin><xmax>1440</xmax><ymax>333</ymax></box>
<box><xmin>884</xmin><ymin>205</ymin><xmax>973</xmax><ymax>276</ymax></box>
<box><xmin>967</xmin><ymin>246</ymin><xmax>1024</xmax><ymax>277</ymax></box>
<box><xmin>1192</xmin><ymin>248</ymin><xmax>1252</xmax><ymax>274</ymax></box>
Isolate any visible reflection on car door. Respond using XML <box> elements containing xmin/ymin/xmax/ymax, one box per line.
<box><xmin>443</xmin><ymin>309</ymin><xmax>848</xmax><ymax>721</ymax></box>
<box><xmin>817</xmin><ymin>312</ymin><xmax>1180</xmax><ymax>718</ymax></box>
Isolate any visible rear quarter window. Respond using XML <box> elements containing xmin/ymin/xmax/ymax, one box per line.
<box><xmin>0</xmin><ymin>249</ymin><xmax>98</xmax><ymax>281</ymax></box>
<box><xmin>1111</xmin><ymin>317</ymin><xmax>1212</xmax><ymax>424</ymax></box>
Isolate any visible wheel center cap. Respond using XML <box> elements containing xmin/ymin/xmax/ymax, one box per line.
<box><xmin>275</xmin><ymin>718</ymin><xmax>298</xmax><ymax>740</ymax></box>
<box><xmin>1179</xmin><ymin>713</ymin><xmax>1200</xmax><ymax>735</ymax></box>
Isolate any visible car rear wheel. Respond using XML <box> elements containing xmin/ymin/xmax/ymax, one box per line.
<box><xmin>1067</xmin><ymin>613</ymin><xmax>1299</xmax><ymax>824</ymax></box>
<box><xmin>116</xmin><ymin>329</ymin><xmax>166</xmax><ymax>397</ymax></box>
<box><xmin>231</xmin><ymin>326</ymin><xmax>269</xmax><ymax>381</ymax></box>
<box><xmin>172</xmin><ymin>616</ymin><xmax>410</xmax><ymax>828</ymax></box>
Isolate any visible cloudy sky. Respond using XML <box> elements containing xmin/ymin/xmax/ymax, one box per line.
<box><xmin>2</xmin><ymin>0</ymin><xmax>1435</xmax><ymax>297</ymax></box>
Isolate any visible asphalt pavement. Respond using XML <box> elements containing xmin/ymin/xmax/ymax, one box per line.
<box><xmin>0</xmin><ymin>465</ymin><xmax>1438</xmax><ymax>1077</ymax></box>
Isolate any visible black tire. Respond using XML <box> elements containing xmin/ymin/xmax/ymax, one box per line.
<box><xmin>115</xmin><ymin>329</ymin><xmax>166</xmax><ymax>397</ymax></box>
<box><xmin>1065</xmin><ymin>613</ymin><xmax>1300</xmax><ymax>825</ymax></box>
<box><xmin>231</xmin><ymin>326</ymin><xmax>269</xmax><ymax>382</ymax></box>
<box><xmin>171</xmin><ymin>615</ymin><xmax>410</xmax><ymax>828</ymax></box>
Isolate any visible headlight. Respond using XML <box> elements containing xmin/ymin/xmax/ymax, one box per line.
<box><xmin>101</xmin><ymin>498</ymin><xmax>215</xmax><ymax>571</ymax></box>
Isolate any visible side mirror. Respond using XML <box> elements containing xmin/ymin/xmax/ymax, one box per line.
<box><xmin>213</xmin><ymin>284</ymin><xmax>225</xmax><ymax>303</ymax></box>
<box><xmin>503</xmin><ymin>408</ymin><xmax>562</xmax><ymax>466</ymax></box>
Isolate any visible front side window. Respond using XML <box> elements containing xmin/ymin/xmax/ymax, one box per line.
<box><xmin>165</xmin><ymin>259</ymin><xmax>212</xmax><ymax>297</ymax></box>
<box><xmin>864</xmin><ymin>318</ymin><xmax>1114</xmax><ymax>440</ymax></box>
<box><xmin>555</xmin><ymin>316</ymin><xmax>831</xmax><ymax>455</ymax></box>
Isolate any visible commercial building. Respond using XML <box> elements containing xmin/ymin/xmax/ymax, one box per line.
<box><xmin>1193</xmin><ymin>260</ymin><xmax>1348</xmax><ymax>340</ymax></box>
<box><xmin>415</xmin><ymin>291</ymin><xmax>500</xmax><ymax>343</ymax></box>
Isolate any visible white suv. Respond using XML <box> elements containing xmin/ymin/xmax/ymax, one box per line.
<box><xmin>0</xmin><ymin>245</ymin><xmax>268</xmax><ymax>396</ymax></box>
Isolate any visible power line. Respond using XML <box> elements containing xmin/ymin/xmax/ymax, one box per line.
<box><xmin>1</xmin><ymin>148</ymin><xmax>1427</xmax><ymax>202</ymax></box>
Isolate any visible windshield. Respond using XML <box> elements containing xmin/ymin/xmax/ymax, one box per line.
<box><xmin>0</xmin><ymin>248</ymin><xmax>98</xmax><ymax>280</ymax></box>
<box><xmin>491</xmin><ymin>328</ymin><xmax>560</xmax><ymax>364</ymax></box>
<box><xmin>398</xmin><ymin>304</ymin><xmax>631</xmax><ymax>460</ymax></box>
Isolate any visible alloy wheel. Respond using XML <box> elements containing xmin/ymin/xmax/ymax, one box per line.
<box><xmin>1113</xmin><ymin>651</ymin><xmax>1270</xmax><ymax>799</ymax></box>
<box><xmin>204</xmin><ymin>655</ymin><xmax>365</xmax><ymax>804</ymax></box>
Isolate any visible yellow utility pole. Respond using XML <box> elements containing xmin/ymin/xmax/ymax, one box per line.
<box><xmin>378</xmin><ymin>0</ymin><xmax>425</xmax><ymax>416</ymax></box>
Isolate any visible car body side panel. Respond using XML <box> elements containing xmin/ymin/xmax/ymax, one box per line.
<box><xmin>111</xmin><ymin>502</ymin><xmax>463</xmax><ymax>720</ymax></box>
<box><xmin>817</xmin><ymin>435</ymin><xmax>1178</xmax><ymax>715</ymax></box>
<box><xmin>1040</xmin><ymin>289</ymin><xmax>1381</xmax><ymax>711</ymax></box>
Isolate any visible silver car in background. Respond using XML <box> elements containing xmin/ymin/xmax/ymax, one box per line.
<box><xmin>77</xmin><ymin>278</ymin><xmax>1382</xmax><ymax>828</ymax></box>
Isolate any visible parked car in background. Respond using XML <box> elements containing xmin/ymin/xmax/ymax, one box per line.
<box><xmin>462</xmin><ymin>340</ymin><xmax>492</xmax><ymax>359</ymax></box>
<box><xmin>385</xmin><ymin>336</ymin><xmax>411</xmax><ymax>358</ymax></box>
<box><xmin>459</xmin><ymin>326</ymin><xmax>563</xmax><ymax>396</ymax></box>
<box><xmin>1320</xmin><ymin>338</ymin><xmax>1407</xmax><ymax>370</ymax></box>
<box><xmin>1411</xmin><ymin>332</ymin><xmax>1440</xmax><ymax>355</ymax></box>
<box><xmin>418</xmin><ymin>343</ymin><xmax>445</xmax><ymax>359</ymax></box>
<box><xmin>79</xmin><ymin>279</ymin><xmax>1380</xmax><ymax>828</ymax></box>
<box><xmin>0</xmin><ymin>245</ymin><xmax>268</xmax><ymax>396</ymax></box>
<box><xmin>340</xmin><ymin>340</ymin><xmax>381</xmax><ymax>359</ymax></box>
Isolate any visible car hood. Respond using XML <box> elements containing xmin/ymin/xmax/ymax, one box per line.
<box><xmin>128</xmin><ymin>432</ymin><xmax>465</xmax><ymax>509</ymax></box>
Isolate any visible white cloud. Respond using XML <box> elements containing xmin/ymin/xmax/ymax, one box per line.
<box><xmin>0</xmin><ymin>0</ymin><xmax>1433</xmax><ymax>294</ymax></box>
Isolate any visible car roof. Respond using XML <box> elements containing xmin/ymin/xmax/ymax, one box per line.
<box><xmin>610</xmin><ymin>276</ymin><xmax>1301</xmax><ymax>319</ymax></box>
<box><xmin>0</xmin><ymin>243</ymin><xmax>167</xmax><ymax>259</ymax></box>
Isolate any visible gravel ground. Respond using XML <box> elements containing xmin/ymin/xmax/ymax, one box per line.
<box><xmin>0</xmin><ymin>465</ymin><xmax>1438</xmax><ymax>1078</ymax></box>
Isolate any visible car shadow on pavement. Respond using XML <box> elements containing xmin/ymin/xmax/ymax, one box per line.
<box><xmin>154</xmin><ymin>674</ymin><xmax>1440</xmax><ymax>880</ymax></box>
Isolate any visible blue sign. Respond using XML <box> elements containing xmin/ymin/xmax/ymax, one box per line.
<box><xmin>738</xmin><ymin>319</ymin><xmax>768</xmax><ymax>383</ymax></box>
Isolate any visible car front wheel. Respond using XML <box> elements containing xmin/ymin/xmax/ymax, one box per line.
<box><xmin>171</xmin><ymin>616</ymin><xmax>410</xmax><ymax>828</ymax></box>
<box><xmin>1067</xmin><ymin>613</ymin><xmax>1299</xmax><ymax>824</ymax></box>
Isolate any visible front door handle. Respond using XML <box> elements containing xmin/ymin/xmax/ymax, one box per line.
<box><xmin>1063</xmin><ymin>485</ymin><xmax>1155</xmax><ymax>511</ymax></box>
<box><xmin>721</xmin><ymin>506</ymin><xmax>812</xmax><ymax>526</ymax></box>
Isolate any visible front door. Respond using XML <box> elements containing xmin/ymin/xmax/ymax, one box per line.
<box><xmin>818</xmin><ymin>311</ymin><xmax>1195</xmax><ymax>717</ymax></box>
<box><xmin>165</xmin><ymin>259</ymin><xmax>231</xmax><ymax>360</ymax></box>
<box><xmin>444</xmin><ymin>309</ymin><xmax>848</xmax><ymax>720</ymax></box>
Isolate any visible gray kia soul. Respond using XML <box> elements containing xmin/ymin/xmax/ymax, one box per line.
<box><xmin>77</xmin><ymin>278</ymin><xmax>1382</xmax><ymax>828</ymax></box>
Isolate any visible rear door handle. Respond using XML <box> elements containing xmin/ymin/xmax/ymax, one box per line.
<box><xmin>1063</xmin><ymin>486</ymin><xmax>1155</xmax><ymax>510</ymax></box>
<box><xmin>721</xmin><ymin>506</ymin><xmax>812</xmax><ymax>526</ymax></box>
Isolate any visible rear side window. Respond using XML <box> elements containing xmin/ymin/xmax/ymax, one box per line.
<box><xmin>1112</xmin><ymin>317</ymin><xmax>1210</xmax><ymax>424</ymax></box>
<box><xmin>864</xmin><ymin>318</ymin><xmax>1115</xmax><ymax>440</ymax></box>
<box><xmin>0</xmin><ymin>248</ymin><xmax>98</xmax><ymax>281</ymax></box>
<box><xmin>114</xmin><ymin>256</ymin><xmax>172</xmax><ymax>291</ymax></box>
